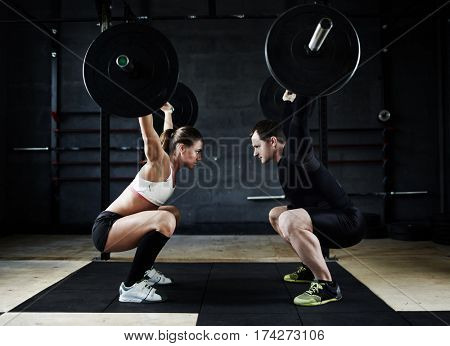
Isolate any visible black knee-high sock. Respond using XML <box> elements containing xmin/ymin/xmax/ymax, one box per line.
<box><xmin>124</xmin><ymin>231</ymin><xmax>170</xmax><ymax>287</ymax></box>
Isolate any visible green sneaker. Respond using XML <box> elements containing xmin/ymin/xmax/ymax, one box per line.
<box><xmin>293</xmin><ymin>280</ymin><xmax>342</xmax><ymax>306</ymax></box>
<box><xmin>283</xmin><ymin>263</ymin><xmax>315</xmax><ymax>283</ymax></box>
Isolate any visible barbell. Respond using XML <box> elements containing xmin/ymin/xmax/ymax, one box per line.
<box><xmin>265</xmin><ymin>4</ymin><xmax>361</xmax><ymax>97</ymax></box>
<box><xmin>83</xmin><ymin>22</ymin><xmax>198</xmax><ymax>131</ymax></box>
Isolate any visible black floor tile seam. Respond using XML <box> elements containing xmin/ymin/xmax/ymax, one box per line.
<box><xmin>397</xmin><ymin>310</ymin><xmax>450</xmax><ymax>326</ymax></box>
<box><xmin>10</xmin><ymin>261</ymin><xmax>94</xmax><ymax>313</ymax></box>
<box><xmin>400</xmin><ymin>311</ymin><xmax>450</xmax><ymax>326</ymax></box>
<box><xmin>182</xmin><ymin>261</ymin><xmax>213</xmax><ymax>318</ymax></box>
<box><xmin>196</xmin><ymin>263</ymin><xmax>227</xmax><ymax>325</ymax></box>
<box><xmin>102</xmin><ymin>292</ymin><xmax>120</xmax><ymax>313</ymax></box>
<box><xmin>396</xmin><ymin>312</ymin><xmax>414</xmax><ymax>326</ymax></box>
<box><xmin>275</xmin><ymin>263</ymin><xmax>306</xmax><ymax>326</ymax></box>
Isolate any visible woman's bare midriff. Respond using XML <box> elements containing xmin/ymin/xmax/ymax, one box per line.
<box><xmin>105</xmin><ymin>184</ymin><xmax>159</xmax><ymax>216</ymax></box>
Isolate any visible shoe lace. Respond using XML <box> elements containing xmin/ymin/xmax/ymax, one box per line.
<box><xmin>144</xmin><ymin>282</ymin><xmax>155</xmax><ymax>290</ymax></box>
<box><xmin>154</xmin><ymin>269</ymin><xmax>164</xmax><ymax>277</ymax></box>
<box><xmin>295</xmin><ymin>264</ymin><xmax>306</xmax><ymax>274</ymax></box>
<box><xmin>306</xmin><ymin>282</ymin><xmax>323</xmax><ymax>295</ymax></box>
<box><xmin>148</xmin><ymin>267</ymin><xmax>164</xmax><ymax>279</ymax></box>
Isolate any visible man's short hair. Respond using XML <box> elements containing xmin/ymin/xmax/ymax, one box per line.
<box><xmin>250</xmin><ymin>119</ymin><xmax>285</xmax><ymax>143</ymax></box>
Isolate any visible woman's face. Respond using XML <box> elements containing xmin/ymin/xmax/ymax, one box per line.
<box><xmin>180</xmin><ymin>140</ymin><xmax>203</xmax><ymax>169</ymax></box>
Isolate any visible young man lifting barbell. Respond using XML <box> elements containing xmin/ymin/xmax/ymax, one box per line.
<box><xmin>250</xmin><ymin>91</ymin><xmax>366</xmax><ymax>306</ymax></box>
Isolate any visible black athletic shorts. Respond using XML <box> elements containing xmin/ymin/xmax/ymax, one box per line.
<box><xmin>92</xmin><ymin>211</ymin><xmax>122</xmax><ymax>252</ymax></box>
<box><xmin>287</xmin><ymin>205</ymin><xmax>366</xmax><ymax>249</ymax></box>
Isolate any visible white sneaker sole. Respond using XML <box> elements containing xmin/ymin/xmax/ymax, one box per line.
<box><xmin>145</xmin><ymin>277</ymin><xmax>174</xmax><ymax>285</ymax></box>
<box><xmin>151</xmin><ymin>280</ymin><xmax>173</xmax><ymax>285</ymax></box>
<box><xmin>119</xmin><ymin>296</ymin><xmax>167</xmax><ymax>303</ymax></box>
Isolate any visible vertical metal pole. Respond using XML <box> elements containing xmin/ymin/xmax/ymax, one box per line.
<box><xmin>436</xmin><ymin>11</ymin><xmax>447</xmax><ymax>213</ymax></box>
<box><xmin>99</xmin><ymin>0</ymin><xmax>111</xmax><ymax>213</ymax></box>
<box><xmin>316</xmin><ymin>1</ymin><xmax>331</xmax><ymax>256</ymax></box>
<box><xmin>50</xmin><ymin>1</ymin><xmax>60</xmax><ymax>231</ymax></box>
<box><xmin>208</xmin><ymin>0</ymin><xmax>216</xmax><ymax>17</ymax></box>
<box><xmin>318</xmin><ymin>96</ymin><xmax>330</xmax><ymax>259</ymax></box>
<box><xmin>382</xmin><ymin>127</ymin><xmax>391</xmax><ymax>223</ymax></box>
<box><xmin>98</xmin><ymin>0</ymin><xmax>112</xmax><ymax>261</ymax></box>
<box><xmin>380</xmin><ymin>3</ymin><xmax>393</xmax><ymax>224</ymax></box>
<box><xmin>318</xmin><ymin>96</ymin><xmax>328</xmax><ymax>168</ymax></box>
<box><xmin>100</xmin><ymin>110</ymin><xmax>110</xmax><ymax>213</ymax></box>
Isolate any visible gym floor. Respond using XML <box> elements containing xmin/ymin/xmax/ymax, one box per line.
<box><xmin>0</xmin><ymin>235</ymin><xmax>449</xmax><ymax>325</ymax></box>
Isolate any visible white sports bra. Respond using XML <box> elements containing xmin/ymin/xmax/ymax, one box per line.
<box><xmin>130</xmin><ymin>165</ymin><xmax>175</xmax><ymax>206</ymax></box>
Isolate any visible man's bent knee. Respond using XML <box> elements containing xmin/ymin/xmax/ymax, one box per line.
<box><xmin>279</xmin><ymin>209</ymin><xmax>312</xmax><ymax>236</ymax></box>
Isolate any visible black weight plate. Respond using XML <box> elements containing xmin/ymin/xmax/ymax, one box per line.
<box><xmin>258</xmin><ymin>76</ymin><xmax>290</xmax><ymax>123</ymax></box>
<box><xmin>83</xmin><ymin>23</ymin><xmax>179</xmax><ymax>117</ymax></box>
<box><xmin>153</xmin><ymin>82</ymin><xmax>198</xmax><ymax>134</ymax></box>
<box><xmin>171</xmin><ymin>82</ymin><xmax>198</xmax><ymax>128</ymax></box>
<box><xmin>265</xmin><ymin>4</ymin><xmax>360</xmax><ymax>96</ymax></box>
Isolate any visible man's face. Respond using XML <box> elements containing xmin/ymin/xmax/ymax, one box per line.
<box><xmin>251</xmin><ymin>131</ymin><xmax>275</xmax><ymax>164</ymax></box>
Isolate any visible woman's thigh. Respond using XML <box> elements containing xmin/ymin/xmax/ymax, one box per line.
<box><xmin>104</xmin><ymin>210</ymin><xmax>174</xmax><ymax>252</ymax></box>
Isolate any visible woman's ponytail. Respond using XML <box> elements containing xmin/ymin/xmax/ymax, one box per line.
<box><xmin>160</xmin><ymin>126</ymin><xmax>203</xmax><ymax>155</ymax></box>
<box><xmin>160</xmin><ymin>128</ymin><xmax>175</xmax><ymax>154</ymax></box>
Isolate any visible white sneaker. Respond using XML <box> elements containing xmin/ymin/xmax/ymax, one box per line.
<box><xmin>144</xmin><ymin>267</ymin><xmax>173</xmax><ymax>285</ymax></box>
<box><xmin>119</xmin><ymin>281</ymin><xmax>167</xmax><ymax>303</ymax></box>
<box><xmin>119</xmin><ymin>280</ymin><xmax>155</xmax><ymax>296</ymax></box>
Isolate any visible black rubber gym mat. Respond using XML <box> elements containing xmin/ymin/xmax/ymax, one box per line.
<box><xmin>200</xmin><ymin>263</ymin><xmax>298</xmax><ymax>314</ymax></box>
<box><xmin>10</xmin><ymin>262</ymin><xmax>435</xmax><ymax>325</ymax></box>
<box><xmin>399</xmin><ymin>311</ymin><xmax>450</xmax><ymax>326</ymax></box>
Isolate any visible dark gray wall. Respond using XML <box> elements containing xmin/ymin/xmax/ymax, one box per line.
<box><xmin>446</xmin><ymin>13</ymin><xmax>450</xmax><ymax>212</ymax></box>
<box><xmin>2</xmin><ymin>0</ymin><xmax>448</xmax><ymax>233</ymax></box>
<box><xmin>0</xmin><ymin>24</ymin><xmax>5</xmax><ymax>232</ymax></box>
<box><xmin>380</xmin><ymin>0</ymin><xmax>447</xmax><ymax>220</ymax></box>
<box><xmin>3</xmin><ymin>0</ymin><xmax>55</xmax><ymax>231</ymax></box>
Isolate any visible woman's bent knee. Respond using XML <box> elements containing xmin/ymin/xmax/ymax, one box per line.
<box><xmin>159</xmin><ymin>205</ymin><xmax>181</xmax><ymax>225</ymax></box>
<box><xmin>157</xmin><ymin>211</ymin><xmax>177</xmax><ymax>237</ymax></box>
